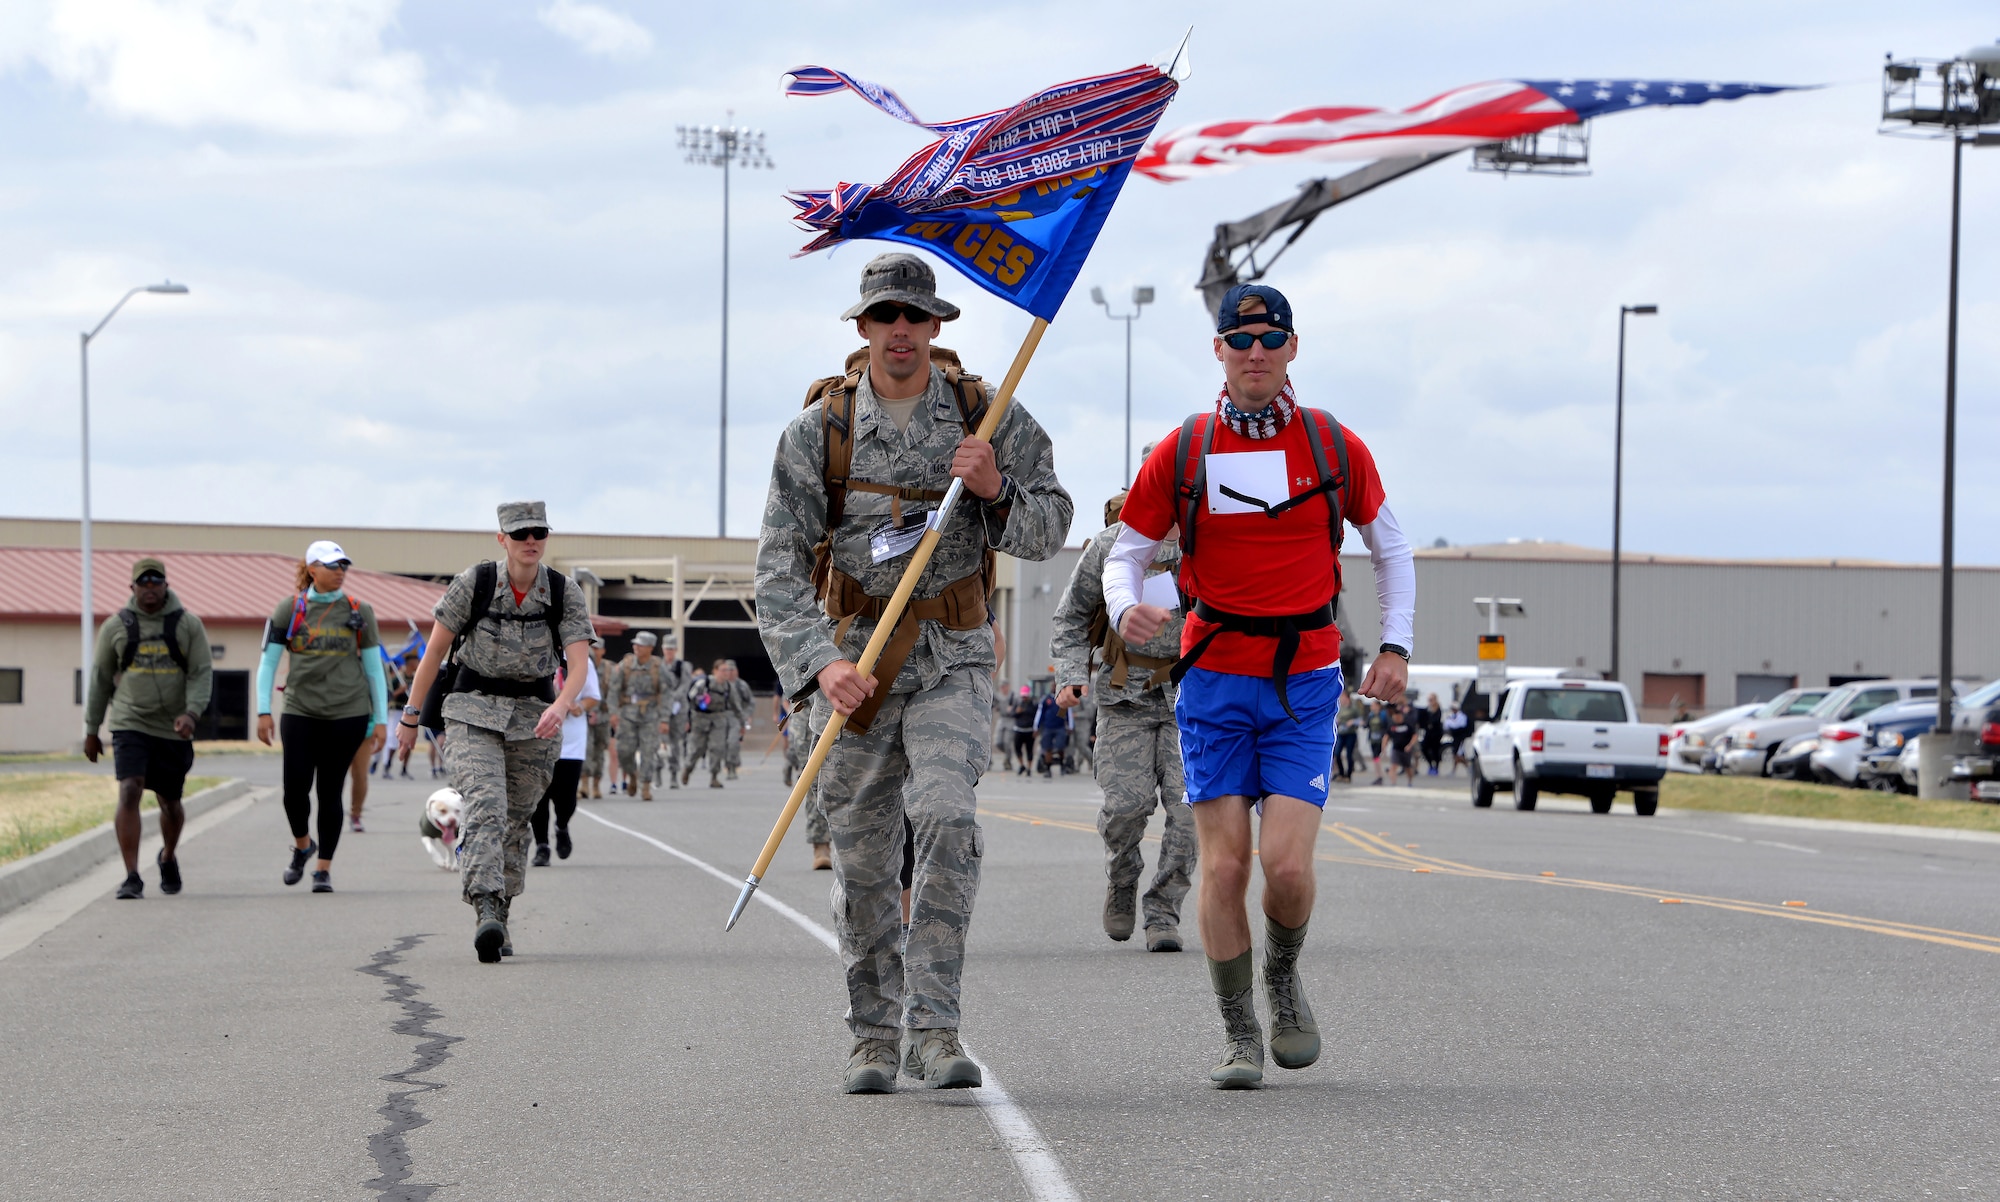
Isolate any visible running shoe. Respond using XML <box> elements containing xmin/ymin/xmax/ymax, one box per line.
<box><xmin>115</xmin><ymin>872</ymin><xmax>144</xmax><ymax>900</ymax></box>
<box><xmin>156</xmin><ymin>848</ymin><xmax>182</xmax><ymax>895</ymax></box>
<box><xmin>555</xmin><ymin>828</ymin><xmax>572</xmax><ymax>860</ymax></box>
<box><xmin>283</xmin><ymin>840</ymin><xmax>317</xmax><ymax>886</ymax></box>
<box><xmin>349</xmin><ymin>815</ymin><xmax>365</xmax><ymax>833</ymax></box>
<box><xmin>531</xmin><ymin>844</ymin><xmax>551</xmax><ymax>867</ymax></box>
<box><xmin>311</xmin><ymin>870</ymin><xmax>333</xmax><ymax>893</ymax></box>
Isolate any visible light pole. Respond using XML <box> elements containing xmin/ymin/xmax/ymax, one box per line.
<box><xmin>1610</xmin><ymin>302</ymin><xmax>1657</xmax><ymax>684</ymax></box>
<box><xmin>1090</xmin><ymin>285</ymin><xmax>1154</xmax><ymax>484</ymax></box>
<box><xmin>1880</xmin><ymin>47</ymin><xmax>1999</xmax><ymax>743</ymax></box>
<box><xmin>79</xmin><ymin>281</ymin><xmax>188</xmax><ymax>733</ymax></box>
<box><xmin>679</xmin><ymin>118</ymin><xmax>773</xmax><ymax>537</ymax></box>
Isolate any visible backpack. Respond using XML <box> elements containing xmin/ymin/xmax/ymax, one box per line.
<box><xmin>279</xmin><ymin>590</ymin><xmax>366</xmax><ymax>657</ymax></box>
<box><xmin>417</xmin><ymin>562</ymin><xmax>568</xmax><ymax>731</ymax></box>
<box><xmin>1170</xmin><ymin>406</ymin><xmax>1351</xmax><ymax>601</ymax></box>
<box><xmin>801</xmin><ymin>345</ymin><xmax>997</xmax><ymax>603</ymax></box>
<box><xmin>119</xmin><ymin>609</ymin><xmax>189</xmax><ymax>674</ymax></box>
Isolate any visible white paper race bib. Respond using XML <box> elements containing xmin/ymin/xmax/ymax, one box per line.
<box><xmin>869</xmin><ymin>511</ymin><xmax>941</xmax><ymax>564</ymax></box>
<box><xmin>1204</xmin><ymin>450</ymin><xmax>1290</xmax><ymax>515</ymax></box>
<box><xmin>1140</xmin><ymin>571</ymin><xmax>1180</xmax><ymax>611</ymax></box>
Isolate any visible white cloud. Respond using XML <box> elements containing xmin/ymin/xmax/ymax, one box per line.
<box><xmin>537</xmin><ymin>0</ymin><xmax>652</xmax><ymax>61</ymax></box>
<box><xmin>27</xmin><ymin>0</ymin><xmax>504</xmax><ymax>137</ymax></box>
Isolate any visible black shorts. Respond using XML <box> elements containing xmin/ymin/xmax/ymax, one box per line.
<box><xmin>110</xmin><ymin>730</ymin><xmax>195</xmax><ymax>801</ymax></box>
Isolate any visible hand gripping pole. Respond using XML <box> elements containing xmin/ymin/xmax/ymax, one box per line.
<box><xmin>726</xmin><ymin>317</ymin><xmax>1049</xmax><ymax>930</ymax></box>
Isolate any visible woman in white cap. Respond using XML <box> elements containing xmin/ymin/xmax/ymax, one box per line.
<box><xmin>256</xmin><ymin>540</ymin><xmax>389</xmax><ymax>893</ymax></box>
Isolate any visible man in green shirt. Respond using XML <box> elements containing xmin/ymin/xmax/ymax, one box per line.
<box><xmin>84</xmin><ymin>556</ymin><xmax>213</xmax><ymax>900</ymax></box>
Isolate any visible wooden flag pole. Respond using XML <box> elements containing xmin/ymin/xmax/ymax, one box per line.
<box><xmin>726</xmin><ymin>316</ymin><xmax>1049</xmax><ymax>930</ymax></box>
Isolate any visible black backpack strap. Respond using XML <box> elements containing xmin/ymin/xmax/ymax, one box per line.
<box><xmin>545</xmin><ymin>571</ymin><xmax>568</xmax><ymax>658</ymax></box>
<box><xmin>160</xmin><ymin>610</ymin><xmax>189</xmax><ymax>674</ymax></box>
<box><xmin>119</xmin><ymin>611</ymin><xmax>140</xmax><ymax>671</ymax></box>
<box><xmin>1297</xmin><ymin>408</ymin><xmax>1349</xmax><ymax>557</ymax></box>
<box><xmin>1173</xmin><ymin>413</ymin><xmax>1207</xmax><ymax>561</ymax></box>
<box><xmin>949</xmin><ymin>370</ymin><xmax>989</xmax><ymax>434</ymax></box>
<box><xmin>455</xmin><ymin>561</ymin><xmax>497</xmax><ymax>659</ymax></box>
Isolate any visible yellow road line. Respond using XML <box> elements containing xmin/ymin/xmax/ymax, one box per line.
<box><xmin>980</xmin><ymin>808</ymin><xmax>2000</xmax><ymax>957</ymax></box>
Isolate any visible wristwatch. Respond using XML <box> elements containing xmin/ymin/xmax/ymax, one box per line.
<box><xmin>1377</xmin><ymin>642</ymin><xmax>1410</xmax><ymax>661</ymax></box>
<box><xmin>984</xmin><ymin>473</ymin><xmax>1018</xmax><ymax>509</ymax></box>
<box><xmin>401</xmin><ymin>704</ymin><xmax>422</xmax><ymax>718</ymax></box>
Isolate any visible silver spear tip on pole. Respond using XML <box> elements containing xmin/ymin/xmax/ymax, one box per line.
<box><xmin>725</xmin><ymin>874</ymin><xmax>762</xmax><ymax>931</ymax></box>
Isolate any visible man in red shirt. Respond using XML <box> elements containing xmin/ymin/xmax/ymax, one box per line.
<box><xmin>1107</xmin><ymin>283</ymin><xmax>1414</xmax><ymax>1088</ymax></box>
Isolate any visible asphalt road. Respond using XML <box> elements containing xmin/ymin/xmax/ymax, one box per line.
<box><xmin>7</xmin><ymin>750</ymin><xmax>2000</xmax><ymax>1200</ymax></box>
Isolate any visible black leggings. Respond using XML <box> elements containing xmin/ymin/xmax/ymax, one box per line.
<box><xmin>280</xmin><ymin>713</ymin><xmax>370</xmax><ymax>861</ymax></box>
<box><xmin>531</xmin><ymin>759</ymin><xmax>583</xmax><ymax>846</ymax></box>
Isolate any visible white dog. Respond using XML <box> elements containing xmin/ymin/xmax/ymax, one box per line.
<box><xmin>420</xmin><ymin>787</ymin><xmax>464</xmax><ymax>871</ymax></box>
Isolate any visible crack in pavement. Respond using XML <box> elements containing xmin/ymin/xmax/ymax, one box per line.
<box><xmin>357</xmin><ymin>934</ymin><xmax>463</xmax><ymax>1201</ymax></box>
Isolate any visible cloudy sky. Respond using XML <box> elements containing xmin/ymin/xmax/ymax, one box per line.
<box><xmin>1</xmin><ymin>1</ymin><xmax>1994</xmax><ymax>562</ymax></box>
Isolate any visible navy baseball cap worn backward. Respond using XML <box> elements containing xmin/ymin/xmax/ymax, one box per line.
<box><xmin>840</xmin><ymin>252</ymin><xmax>962</xmax><ymax>322</ymax></box>
<box><xmin>1214</xmin><ymin>283</ymin><xmax>1294</xmax><ymax>333</ymax></box>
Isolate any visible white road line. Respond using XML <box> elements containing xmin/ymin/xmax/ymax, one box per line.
<box><xmin>578</xmin><ymin>807</ymin><xmax>1083</xmax><ymax>1202</ymax></box>
<box><xmin>1659</xmin><ymin>827</ymin><xmax>1748</xmax><ymax>844</ymax></box>
<box><xmin>1753</xmin><ymin>839</ymin><xmax>1821</xmax><ymax>855</ymax></box>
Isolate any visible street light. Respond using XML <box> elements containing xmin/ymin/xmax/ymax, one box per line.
<box><xmin>679</xmin><ymin>117</ymin><xmax>773</xmax><ymax>538</ymax></box>
<box><xmin>1610</xmin><ymin>303</ymin><xmax>1657</xmax><ymax>684</ymax></box>
<box><xmin>1090</xmin><ymin>284</ymin><xmax>1154</xmax><ymax>484</ymax></box>
<box><xmin>79</xmin><ymin>281</ymin><xmax>188</xmax><ymax>735</ymax></box>
<box><xmin>1880</xmin><ymin>46</ymin><xmax>2000</xmax><ymax>745</ymax></box>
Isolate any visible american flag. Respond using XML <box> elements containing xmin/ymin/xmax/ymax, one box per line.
<box><xmin>1136</xmin><ymin>78</ymin><xmax>1802</xmax><ymax>182</ymax></box>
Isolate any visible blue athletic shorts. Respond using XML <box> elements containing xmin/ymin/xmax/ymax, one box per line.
<box><xmin>1175</xmin><ymin>664</ymin><xmax>1344</xmax><ymax>807</ymax></box>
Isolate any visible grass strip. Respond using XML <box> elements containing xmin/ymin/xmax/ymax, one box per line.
<box><xmin>0</xmin><ymin>773</ymin><xmax>225</xmax><ymax>866</ymax></box>
<box><xmin>0</xmin><ymin>740</ymin><xmax>279</xmax><ymax>764</ymax></box>
<box><xmin>1661</xmin><ymin>774</ymin><xmax>2000</xmax><ymax>834</ymax></box>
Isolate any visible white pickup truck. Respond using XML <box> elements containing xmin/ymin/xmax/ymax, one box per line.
<box><xmin>1468</xmin><ymin>680</ymin><xmax>1670</xmax><ymax>816</ymax></box>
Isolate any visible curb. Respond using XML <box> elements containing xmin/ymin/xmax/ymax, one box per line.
<box><xmin>0</xmin><ymin>779</ymin><xmax>252</xmax><ymax>918</ymax></box>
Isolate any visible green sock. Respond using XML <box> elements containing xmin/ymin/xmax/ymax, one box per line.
<box><xmin>1266</xmin><ymin>915</ymin><xmax>1308</xmax><ymax>949</ymax></box>
<box><xmin>1207</xmin><ymin>950</ymin><xmax>1254</xmax><ymax>997</ymax></box>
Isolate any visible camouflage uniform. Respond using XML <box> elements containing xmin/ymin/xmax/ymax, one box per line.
<box><xmin>436</xmin><ymin>559</ymin><xmax>594</xmax><ymax>904</ymax></box>
<box><xmin>615</xmin><ymin>654</ymin><xmax>667</xmax><ymax>789</ymax></box>
<box><xmin>597</xmin><ymin>658</ymin><xmax>622</xmax><ymax>789</ymax></box>
<box><xmin>585</xmin><ymin>655</ymin><xmax>612</xmax><ymax>784</ymax></box>
<box><xmin>721</xmin><ymin>677</ymin><xmax>756</xmax><ymax>774</ymax></box>
<box><xmin>659</xmin><ymin>655</ymin><xmax>694</xmax><ymax>782</ymax></box>
<box><xmin>757</xmin><ymin>361</ymin><xmax>1071</xmax><ymax>1037</ymax></box>
<box><xmin>685</xmin><ymin>673</ymin><xmax>729</xmax><ymax>781</ymax></box>
<box><xmin>1050</xmin><ymin>521</ymin><xmax>1195</xmax><ymax>935</ymax></box>
<box><xmin>783</xmin><ymin>707</ymin><xmax>829</xmax><ymax>844</ymax></box>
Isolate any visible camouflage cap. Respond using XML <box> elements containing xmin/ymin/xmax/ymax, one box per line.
<box><xmin>840</xmin><ymin>252</ymin><xmax>961</xmax><ymax>322</ymax></box>
<box><xmin>633</xmin><ymin>631</ymin><xmax>658</xmax><ymax>647</ymax></box>
<box><xmin>497</xmin><ymin>501</ymin><xmax>548</xmax><ymax>534</ymax></box>
<box><xmin>130</xmin><ymin>556</ymin><xmax>167</xmax><ymax>583</ymax></box>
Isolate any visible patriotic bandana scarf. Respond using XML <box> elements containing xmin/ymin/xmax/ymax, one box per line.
<box><xmin>1217</xmin><ymin>380</ymin><xmax>1298</xmax><ymax>439</ymax></box>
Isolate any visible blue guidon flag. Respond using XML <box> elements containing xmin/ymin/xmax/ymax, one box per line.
<box><xmin>784</xmin><ymin>63</ymin><xmax>1182</xmax><ymax>320</ymax></box>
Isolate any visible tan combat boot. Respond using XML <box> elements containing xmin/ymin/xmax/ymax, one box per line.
<box><xmin>812</xmin><ymin>843</ymin><xmax>832</xmax><ymax>871</ymax></box>
<box><xmin>641</xmin><ymin>779</ymin><xmax>652</xmax><ymax>801</ymax></box>
<box><xmin>903</xmin><ymin>1029</ymin><xmax>982</xmax><ymax>1089</ymax></box>
<box><xmin>1264</xmin><ymin>917</ymin><xmax>1320</xmax><ymax>1070</ymax></box>
<box><xmin>1208</xmin><ymin>951</ymin><xmax>1264</xmax><ymax>1088</ymax></box>
<box><xmin>1103</xmin><ymin>882</ymin><xmax>1137</xmax><ymax>942</ymax></box>
<box><xmin>843</xmin><ymin>1036</ymin><xmax>900</xmax><ymax>1094</ymax></box>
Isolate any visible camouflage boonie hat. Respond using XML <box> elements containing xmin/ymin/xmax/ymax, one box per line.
<box><xmin>840</xmin><ymin>252</ymin><xmax>961</xmax><ymax>322</ymax></box>
<box><xmin>497</xmin><ymin>501</ymin><xmax>548</xmax><ymax>534</ymax></box>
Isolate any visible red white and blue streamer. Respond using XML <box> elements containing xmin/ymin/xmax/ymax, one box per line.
<box><xmin>1137</xmin><ymin>78</ymin><xmax>1803</xmax><ymax>182</ymax></box>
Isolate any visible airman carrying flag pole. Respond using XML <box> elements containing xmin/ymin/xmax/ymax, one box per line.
<box><xmin>733</xmin><ymin>49</ymin><xmax>1189</xmax><ymax>1093</ymax></box>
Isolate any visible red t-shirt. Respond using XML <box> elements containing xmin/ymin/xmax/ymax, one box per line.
<box><xmin>510</xmin><ymin>586</ymin><xmax>528</xmax><ymax>608</ymax></box>
<box><xmin>1121</xmin><ymin>408</ymin><xmax>1385</xmax><ymax>678</ymax></box>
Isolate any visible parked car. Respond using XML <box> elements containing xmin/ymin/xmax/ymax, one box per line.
<box><xmin>1664</xmin><ymin>702</ymin><xmax>1760</xmax><ymax>773</ymax></box>
<box><xmin>1724</xmin><ymin>681</ymin><xmax>1937</xmax><ymax>777</ymax></box>
<box><xmin>1767</xmin><ymin>731</ymin><xmax>1822</xmax><ymax>782</ymax></box>
<box><xmin>1832</xmin><ymin>700</ymin><xmax>1944</xmax><ymax>792</ymax></box>
<box><xmin>1468</xmin><ymin>680</ymin><xmax>1669</xmax><ymax>815</ymax></box>
<box><xmin>1713</xmin><ymin>688</ymin><xmax>1834</xmax><ymax>776</ymax></box>
<box><xmin>1947</xmin><ymin>679</ymin><xmax>2000</xmax><ymax>800</ymax></box>
<box><xmin>1816</xmin><ymin>684</ymin><xmax>1952</xmax><ymax>788</ymax></box>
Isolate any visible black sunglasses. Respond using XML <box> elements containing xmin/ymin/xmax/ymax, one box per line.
<box><xmin>317</xmin><ymin>560</ymin><xmax>351</xmax><ymax>571</ymax></box>
<box><xmin>506</xmin><ymin>527</ymin><xmax>550</xmax><ymax>541</ymax></box>
<box><xmin>134</xmin><ymin>572</ymin><xmax>166</xmax><ymax>586</ymax></box>
<box><xmin>1221</xmin><ymin>330</ymin><xmax>1292</xmax><ymax>351</ymax></box>
<box><xmin>863</xmin><ymin>302</ymin><xmax>937</xmax><ymax>326</ymax></box>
